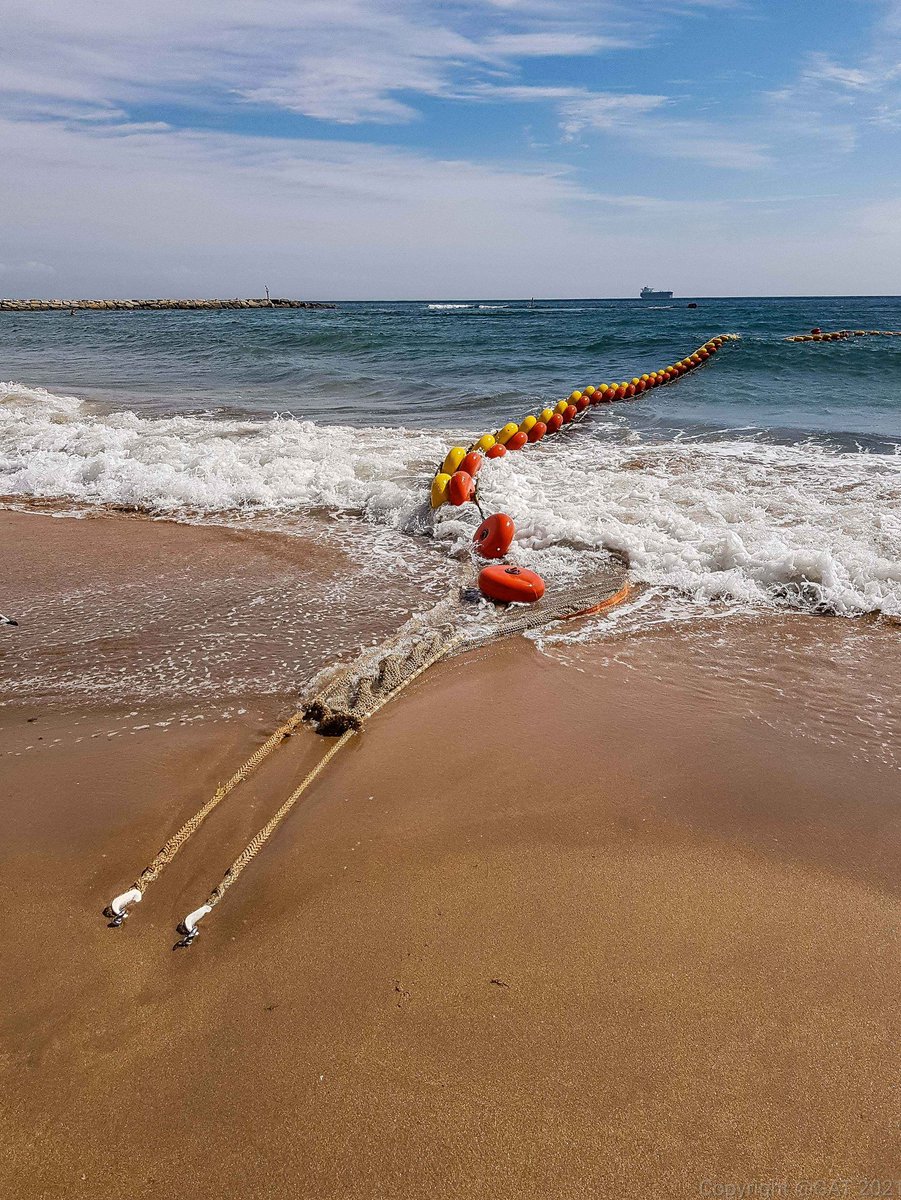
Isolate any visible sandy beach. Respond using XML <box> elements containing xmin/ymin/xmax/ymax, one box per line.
<box><xmin>2</xmin><ymin>510</ymin><xmax>898</xmax><ymax>1198</ymax></box>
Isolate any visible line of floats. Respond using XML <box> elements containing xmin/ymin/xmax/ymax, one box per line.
<box><xmin>430</xmin><ymin>334</ymin><xmax>740</xmax><ymax>606</ymax></box>
<box><xmin>785</xmin><ymin>327</ymin><xmax>901</xmax><ymax>343</ymax></box>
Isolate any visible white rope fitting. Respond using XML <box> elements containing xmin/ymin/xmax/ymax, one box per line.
<box><xmin>104</xmin><ymin>887</ymin><xmax>142</xmax><ymax>927</ymax></box>
<box><xmin>174</xmin><ymin>904</ymin><xmax>212</xmax><ymax>948</ymax></box>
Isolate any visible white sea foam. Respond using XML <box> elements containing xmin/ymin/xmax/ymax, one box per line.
<box><xmin>0</xmin><ymin>380</ymin><xmax>445</xmax><ymax>530</ymax></box>
<box><xmin>2</xmin><ymin>381</ymin><xmax>899</xmax><ymax>617</ymax></box>
<box><xmin>427</xmin><ymin>303</ymin><xmax>472</xmax><ymax>310</ymax></box>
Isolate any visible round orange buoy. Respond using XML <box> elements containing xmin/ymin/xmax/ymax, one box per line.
<box><xmin>546</xmin><ymin>412</ymin><xmax>563</xmax><ymax>432</ymax></box>
<box><xmin>575</xmin><ymin>395</ymin><xmax>590</xmax><ymax>412</ymax></box>
<box><xmin>527</xmin><ymin>421</ymin><xmax>547</xmax><ymax>443</ymax></box>
<box><xmin>459</xmin><ymin>451</ymin><xmax>482</xmax><ymax>477</ymax></box>
<box><xmin>625</xmin><ymin>385</ymin><xmax>636</xmax><ymax>398</ymax></box>
<box><xmin>478</xmin><ymin>564</ymin><xmax>545</xmax><ymax>605</ymax></box>
<box><xmin>506</xmin><ymin>431</ymin><xmax>528</xmax><ymax>450</ymax></box>
<box><xmin>473</xmin><ymin>513</ymin><xmax>515</xmax><ymax>559</ymax></box>
<box><xmin>562</xmin><ymin>404</ymin><xmax>577</xmax><ymax>423</ymax></box>
<box><xmin>448</xmin><ymin>471</ymin><xmax>475</xmax><ymax>505</ymax></box>
<box><xmin>486</xmin><ymin>443</ymin><xmax>507</xmax><ymax>459</ymax></box>
<box><xmin>615</xmin><ymin>385</ymin><xmax>628</xmax><ymax>400</ymax></box>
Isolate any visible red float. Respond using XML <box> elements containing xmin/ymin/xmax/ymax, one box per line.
<box><xmin>486</xmin><ymin>443</ymin><xmax>507</xmax><ymax>459</ymax></box>
<box><xmin>472</xmin><ymin>513</ymin><xmax>515</xmax><ymax>559</ymax></box>
<box><xmin>546</xmin><ymin>413</ymin><xmax>563</xmax><ymax>432</ymax></box>
<box><xmin>459</xmin><ymin>451</ymin><xmax>482</xmax><ymax>477</ymax></box>
<box><xmin>478</xmin><ymin>564</ymin><xmax>546</xmax><ymax>605</ymax></box>
<box><xmin>562</xmin><ymin>404</ymin><xmax>577</xmax><ymax>423</ymax></box>
<box><xmin>527</xmin><ymin>421</ymin><xmax>547</xmax><ymax>443</ymax></box>
<box><xmin>506</xmin><ymin>431</ymin><xmax>529</xmax><ymax>450</ymax></box>
<box><xmin>448</xmin><ymin>470</ymin><xmax>475</xmax><ymax>505</ymax></box>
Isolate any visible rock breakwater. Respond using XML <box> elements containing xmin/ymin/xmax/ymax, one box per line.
<box><xmin>0</xmin><ymin>298</ymin><xmax>335</xmax><ymax>312</ymax></box>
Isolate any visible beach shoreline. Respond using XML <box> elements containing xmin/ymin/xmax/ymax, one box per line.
<box><xmin>2</xmin><ymin>510</ymin><xmax>898</xmax><ymax>1197</ymax></box>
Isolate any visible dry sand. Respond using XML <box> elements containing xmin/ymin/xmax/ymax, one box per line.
<box><xmin>1</xmin><ymin>512</ymin><xmax>898</xmax><ymax>1198</ymax></box>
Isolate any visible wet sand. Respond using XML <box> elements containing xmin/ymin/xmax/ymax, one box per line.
<box><xmin>2</xmin><ymin>512</ymin><xmax>899</xmax><ymax>1198</ymax></box>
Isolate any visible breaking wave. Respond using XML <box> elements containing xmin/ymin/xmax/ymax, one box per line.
<box><xmin>2</xmin><ymin>380</ymin><xmax>899</xmax><ymax>618</ymax></box>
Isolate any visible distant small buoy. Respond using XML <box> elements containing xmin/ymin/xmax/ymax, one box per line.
<box><xmin>430</xmin><ymin>473</ymin><xmax>451</xmax><ymax>508</ymax></box>
<box><xmin>473</xmin><ymin>513</ymin><xmax>515</xmax><ymax>559</ymax></box>
<box><xmin>527</xmin><ymin>421</ymin><xmax>547</xmax><ymax>443</ymax></box>
<box><xmin>496</xmin><ymin>423</ymin><xmax>519</xmax><ymax>445</ymax></box>
<box><xmin>459</xmin><ymin>451</ymin><xmax>483</xmax><ymax>477</ymax></box>
<box><xmin>506</xmin><ymin>431</ymin><xmax>529</xmax><ymax>451</ymax></box>
<box><xmin>442</xmin><ymin>447</ymin><xmax>467</xmax><ymax>475</ymax></box>
<box><xmin>478</xmin><ymin>565</ymin><xmax>545</xmax><ymax>605</ymax></box>
<box><xmin>448</xmin><ymin>471</ymin><xmax>475</xmax><ymax>506</ymax></box>
<box><xmin>687</xmin><ymin>302</ymin><xmax>698</xmax><ymax>308</ymax></box>
<box><xmin>486</xmin><ymin>443</ymin><xmax>507</xmax><ymax>459</ymax></box>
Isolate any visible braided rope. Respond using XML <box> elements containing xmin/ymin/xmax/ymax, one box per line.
<box><xmin>129</xmin><ymin>711</ymin><xmax>304</xmax><ymax>895</ymax></box>
<box><xmin>200</xmin><ymin>630</ymin><xmax>464</xmax><ymax>911</ymax></box>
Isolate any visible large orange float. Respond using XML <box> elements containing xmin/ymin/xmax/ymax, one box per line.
<box><xmin>477</xmin><ymin>565</ymin><xmax>546</xmax><ymax>605</ymax></box>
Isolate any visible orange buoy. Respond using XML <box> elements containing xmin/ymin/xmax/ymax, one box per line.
<box><xmin>506</xmin><ymin>431</ymin><xmax>529</xmax><ymax>451</ymax></box>
<box><xmin>546</xmin><ymin>412</ymin><xmax>563</xmax><ymax>432</ymax></box>
<box><xmin>562</xmin><ymin>404</ymin><xmax>577</xmax><ymax>423</ymax></box>
<box><xmin>614</xmin><ymin>385</ymin><xmax>627</xmax><ymax>400</ymax></box>
<box><xmin>473</xmin><ymin>513</ymin><xmax>515</xmax><ymax>559</ymax></box>
<box><xmin>459</xmin><ymin>451</ymin><xmax>483</xmax><ymax>477</ymax></box>
<box><xmin>486</xmin><ymin>443</ymin><xmax>507</xmax><ymax>459</ymax></box>
<box><xmin>625</xmin><ymin>385</ymin><xmax>636</xmax><ymax>398</ymax></box>
<box><xmin>527</xmin><ymin>420</ymin><xmax>547</xmax><ymax>443</ymax></box>
<box><xmin>574</xmin><ymin>395</ymin><xmax>590</xmax><ymax>412</ymax></box>
<box><xmin>448</xmin><ymin>470</ymin><xmax>475</xmax><ymax>505</ymax></box>
<box><xmin>478</xmin><ymin>564</ymin><xmax>545</xmax><ymax>605</ymax></box>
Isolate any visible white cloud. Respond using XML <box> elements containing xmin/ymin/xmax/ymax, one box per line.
<box><xmin>560</xmin><ymin>92</ymin><xmax>769</xmax><ymax>169</ymax></box>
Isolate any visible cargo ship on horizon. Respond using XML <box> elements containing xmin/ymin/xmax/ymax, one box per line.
<box><xmin>640</xmin><ymin>286</ymin><xmax>674</xmax><ymax>299</ymax></box>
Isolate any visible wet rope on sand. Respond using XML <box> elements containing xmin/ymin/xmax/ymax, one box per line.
<box><xmin>103</xmin><ymin>568</ymin><xmax>630</xmax><ymax>944</ymax></box>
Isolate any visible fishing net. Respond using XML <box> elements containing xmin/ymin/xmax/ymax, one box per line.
<box><xmin>301</xmin><ymin>563</ymin><xmax>630</xmax><ymax>735</ymax></box>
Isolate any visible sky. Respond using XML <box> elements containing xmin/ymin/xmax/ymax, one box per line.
<box><xmin>1</xmin><ymin>0</ymin><xmax>900</xmax><ymax>298</ymax></box>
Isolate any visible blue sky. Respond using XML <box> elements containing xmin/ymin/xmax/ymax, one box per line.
<box><xmin>1</xmin><ymin>0</ymin><xmax>900</xmax><ymax>297</ymax></box>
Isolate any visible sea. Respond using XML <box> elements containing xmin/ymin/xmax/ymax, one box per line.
<box><xmin>3</xmin><ymin>296</ymin><xmax>900</xmax><ymax>758</ymax></box>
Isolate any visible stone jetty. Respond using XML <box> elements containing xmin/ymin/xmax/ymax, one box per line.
<box><xmin>0</xmin><ymin>298</ymin><xmax>335</xmax><ymax>312</ymax></box>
